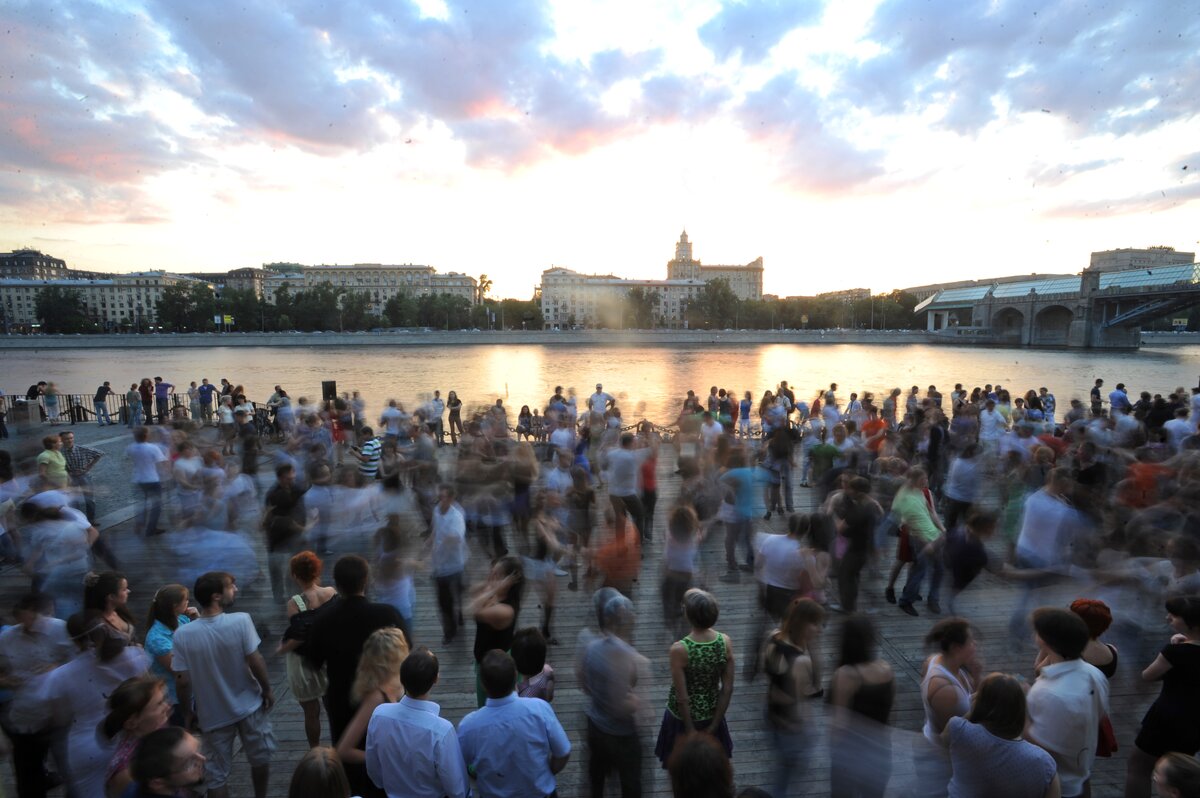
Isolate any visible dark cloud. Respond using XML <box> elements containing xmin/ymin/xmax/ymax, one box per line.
<box><xmin>0</xmin><ymin>2</ymin><xmax>197</xmax><ymax>184</ymax></box>
<box><xmin>842</xmin><ymin>0</ymin><xmax>1200</xmax><ymax>136</ymax></box>
<box><xmin>699</xmin><ymin>0</ymin><xmax>825</xmax><ymax>63</ymax></box>
<box><xmin>737</xmin><ymin>73</ymin><xmax>885</xmax><ymax>191</ymax></box>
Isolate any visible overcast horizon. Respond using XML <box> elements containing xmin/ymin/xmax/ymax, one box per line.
<box><xmin>2</xmin><ymin>0</ymin><xmax>1197</xmax><ymax>298</ymax></box>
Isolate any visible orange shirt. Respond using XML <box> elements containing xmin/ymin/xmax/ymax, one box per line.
<box><xmin>862</xmin><ymin>418</ymin><xmax>888</xmax><ymax>452</ymax></box>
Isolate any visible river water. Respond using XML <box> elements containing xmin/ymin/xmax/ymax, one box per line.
<box><xmin>3</xmin><ymin>343</ymin><xmax>1199</xmax><ymax>424</ymax></box>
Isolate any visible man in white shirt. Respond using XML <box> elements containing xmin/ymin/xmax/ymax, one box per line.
<box><xmin>589</xmin><ymin>383</ymin><xmax>614</xmax><ymax>413</ymax></box>
<box><xmin>699</xmin><ymin>412</ymin><xmax>723</xmax><ymax>450</ymax></box>
<box><xmin>1025</xmin><ymin>608</ymin><xmax>1109</xmax><ymax>798</ymax></box>
<box><xmin>428</xmin><ymin>485</ymin><xmax>468</xmax><ymax>644</ymax></box>
<box><xmin>1010</xmin><ymin>468</ymin><xmax>1084</xmax><ymax>638</ymax></box>
<box><xmin>380</xmin><ymin>400</ymin><xmax>404</xmax><ymax>441</ymax></box>
<box><xmin>173</xmin><ymin>571</ymin><xmax>276</xmax><ymax>798</ymax></box>
<box><xmin>126</xmin><ymin>426</ymin><xmax>167</xmax><ymax>536</ymax></box>
<box><xmin>977</xmin><ymin>399</ymin><xmax>1006</xmax><ymax>449</ymax></box>
<box><xmin>429</xmin><ymin>390</ymin><xmax>446</xmax><ymax>446</ymax></box>
<box><xmin>1163</xmin><ymin>407</ymin><xmax>1195</xmax><ymax>452</ymax></box>
<box><xmin>366</xmin><ymin>647</ymin><xmax>468</xmax><ymax>798</ymax></box>
<box><xmin>603</xmin><ymin>432</ymin><xmax>657</xmax><ymax>541</ymax></box>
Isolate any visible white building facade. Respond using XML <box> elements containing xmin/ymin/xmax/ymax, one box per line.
<box><xmin>0</xmin><ymin>271</ymin><xmax>213</xmax><ymax>331</ymax></box>
<box><xmin>302</xmin><ymin>264</ymin><xmax>478</xmax><ymax>313</ymax></box>
<box><xmin>539</xmin><ymin>231</ymin><xmax>765</xmax><ymax>328</ymax></box>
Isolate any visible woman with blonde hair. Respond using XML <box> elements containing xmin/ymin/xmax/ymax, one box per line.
<box><xmin>334</xmin><ymin>626</ymin><xmax>409</xmax><ymax>798</ymax></box>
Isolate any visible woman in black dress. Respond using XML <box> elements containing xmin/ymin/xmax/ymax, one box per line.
<box><xmin>469</xmin><ymin>555</ymin><xmax>524</xmax><ymax>707</ymax></box>
<box><xmin>1125</xmin><ymin>596</ymin><xmax>1200</xmax><ymax>798</ymax></box>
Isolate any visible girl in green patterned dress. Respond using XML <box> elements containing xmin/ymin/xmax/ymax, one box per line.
<box><xmin>655</xmin><ymin>588</ymin><xmax>737</xmax><ymax>767</ymax></box>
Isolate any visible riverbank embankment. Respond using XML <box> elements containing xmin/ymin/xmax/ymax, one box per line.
<box><xmin>0</xmin><ymin>329</ymin><xmax>1196</xmax><ymax>350</ymax></box>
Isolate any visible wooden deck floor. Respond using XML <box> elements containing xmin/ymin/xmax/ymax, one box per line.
<box><xmin>0</xmin><ymin>438</ymin><xmax>1167</xmax><ymax>797</ymax></box>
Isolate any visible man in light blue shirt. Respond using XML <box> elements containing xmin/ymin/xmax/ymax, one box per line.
<box><xmin>458</xmin><ymin>650</ymin><xmax>571</xmax><ymax>798</ymax></box>
<box><xmin>366</xmin><ymin>647</ymin><xmax>468</xmax><ymax>798</ymax></box>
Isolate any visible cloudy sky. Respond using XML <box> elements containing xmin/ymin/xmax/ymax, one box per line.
<box><xmin>1</xmin><ymin>0</ymin><xmax>1197</xmax><ymax>298</ymax></box>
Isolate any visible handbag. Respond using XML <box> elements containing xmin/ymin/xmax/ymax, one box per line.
<box><xmin>1096</xmin><ymin>714</ymin><xmax>1118</xmax><ymax>757</ymax></box>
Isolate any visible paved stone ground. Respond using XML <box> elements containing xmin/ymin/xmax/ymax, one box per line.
<box><xmin>0</xmin><ymin>419</ymin><xmax>1167</xmax><ymax>797</ymax></box>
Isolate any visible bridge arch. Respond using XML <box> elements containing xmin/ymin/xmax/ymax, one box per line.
<box><xmin>992</xmin><ymin>306</ymin><xmax>1025</xmax><ymax>341</ymax></box>
<box><xmin>1034</xmin><ymin>304</ymin><xmax>1073</xmax><ymax>346</ymax></box>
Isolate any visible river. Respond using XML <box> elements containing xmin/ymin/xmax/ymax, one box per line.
<box><xmin>3</xmin><ymin>343</ymin><xmax>1199</xmax><ymax>424</ymax></box>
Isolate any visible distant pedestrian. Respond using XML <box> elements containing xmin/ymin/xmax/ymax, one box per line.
<box><xmin>153</xmin><ymin>376</ymin><xmax>174</xmax><ymax>424</ymax></box>
<box><xmin>94</xmin><ymin>381</ymin><xmax>116</xmax><ymax>425</ymax></box>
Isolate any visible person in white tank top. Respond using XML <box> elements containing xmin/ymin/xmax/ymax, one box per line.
<box><xmin>918</xmin><ymin>619</ymin><xmax>982</xmax><ymax>797</ymax></box>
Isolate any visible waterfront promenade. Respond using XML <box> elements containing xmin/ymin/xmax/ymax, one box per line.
<box><xmin>0</xmin><ymin>421</ymin><xmax>1168</xmax><ymax>797</ymax></box>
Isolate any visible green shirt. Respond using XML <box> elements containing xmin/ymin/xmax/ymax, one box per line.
<box><xmin>893</xmin><ymin>485</ymin><xmax>940</xmax><ymax>543</ymax></box>
<box><xmin>37</xmin><ymin>449</ymin><xmax>68</xmax><ymax>487</ymax></box>
<box><xmin>667</xmin><ymin>633</ymin><xmax>728</xmax><ymax>721</ymax></box>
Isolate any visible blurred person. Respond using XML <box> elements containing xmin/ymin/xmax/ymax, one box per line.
<box><xmin>277</xmin><ymin>551</ymin><xmax>336</xmax><ymax>748</ymax></box>
<box><xmin>943</xmin><ymin>673</ymin><xmax>1060</xmax><ymax>798</ymax></box>
<box><xmin>1010</xmin><ymin>468</ymin><xmax>1086</xmax><ymax>639</ymax></box>
<box><xmin>1153</xmin><ymin>753</ymin><xmax>1200</xmax><ymax>798</ymax></box>
<box><xmin>0</xmin><ymin>593</ymin><xmax>74</xmax><ymax>798</ymax></box>
<box><xmin>334</xmin><ymin>627</ymin><xmax>409</xmax><ymax>798</ymax></box>
<box><xmin>1125</xmin><ymin>596</ymin><xmax>1200</xmax><ymax>798</ymax></box>
<box><xmin>263</xmin><ymin>463</ymin><xmax>309</xmax><ymax>602</ymax></box>
<box><xmin>365</xmin><ymin>647</ymin><xmax>468</xmax><ymax>798</ymax></box>
<box><xmin>893</xmin><ymin>466</ymin><xmax>947</xmax><ymax>616</ymax></box>
<box><xmin>20</xmin><ymin>495</ymin><xmax>96</xmax><ymax>619</ymax></box>
<box><xmin>125</xmin><ymin>727</ymin><xmax>207</xmax><ymax>798</ymax></box>
<box><xmin>457</xmin><ymin>650</ymin><xmax>571</xmax><ymax>798</ymax></box>
<box><xmin>718</xmin><ymin>449</ymin><xmax>759</xmax><ymax>582</ymax></box>
<box><xmin>833</xmin><ymin>476</ymin><xmax>882</xmax><ymax>612</ymax></box>
<box><xmin>763</xmin><ymin>597</ymin><xmax>825</xmax><ymax>798</ymax></box>
<box><xmin>1026</xmin><ymin>607</ymin><xmax>1109</xmax><ymax>798</ymax></box>
<box><xmin>126</xmin><ymin>426</ymin><xmax>167</xmax><ymax>536</ymax></box>
<box><xmin>102</xmin><ymin>675</ymin><xmax>172</xmax><ymax>798</ymax></box>
<box><xmin>60</xmin><ymin>429</ymin><xmax>103</xmax><ymax>524</ymax></box>
<box><xmin>917</xmin><ymin>618</ymin><xmax>981</xmax><ymax>797</ymax></box>
<box><xmin>829</xmin><ymin>615</ymin><xmax>895</xmax><ymax>798</ymax></box>
<box><xmin>604</xmin><ymin>431</ymin><xmax>657</xmax><ymax>542</ymax></box>
<box><xmin>662</xmin><ymin>505</ymin><xmax>701</xmax><ymax>638</ymax></box>
<box><xmin>579</xmin><ymin>590</ymin><xmax>645</xmax><ymax>798</ymax></box>
<box><xmin>172</xmin><ymin>571</ymin><xmax>276</xmax><ymax>798</ymax></box>
<box><xmin>288</xmin><ymin>747</ymin><xmax>351</xmax><ymax>798</ymax></box>
<box><xmin>667</xmin><ymin>733</ymin><xmax>734</xmax><ymax>798</ymax></box>
<box><xmin>943</xmin><ymin>508</ymin><xmax>1003</xmax><ymax>614</ymax></box>
<box><xmin>469</xmin><ymin>555</ymin><xmax>525</xmax><ymax>707</ymax></box>
<box><xmin>655</xmin><ymin>589</ymin><xmax>736</xmax><ymax>767</ymax></box>
<box><xmin>427</xmin><ymin>483</ymin><xmax>468</xmax><ymax>644</ymax></box>
<box><xmin>36</xmin><ymin>611</ymin><xmax>150</xmax><ymax>798</ymax></box>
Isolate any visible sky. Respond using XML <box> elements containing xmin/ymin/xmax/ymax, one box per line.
<box><xmin>1</xmin><ymin>0</ymin><xmax>1198</xmax><ymax>299</ymax></box>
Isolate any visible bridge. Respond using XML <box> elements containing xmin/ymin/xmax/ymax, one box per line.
<box><xmin>915</xmin><ymin>260</ymin><xmax>1200</xmax><ymax>349</ymax></box>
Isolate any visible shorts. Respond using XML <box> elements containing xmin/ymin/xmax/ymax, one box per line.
<box><xmin>202</xmin><ymin>703</ymin><xmax>277</xmax><ymax>789</ymax></box>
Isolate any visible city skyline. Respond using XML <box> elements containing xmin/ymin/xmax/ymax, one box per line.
<box><xmin>2</xmin><ymin>1</ymin><xmax>1197</xmax><ymax>299</ymax></box>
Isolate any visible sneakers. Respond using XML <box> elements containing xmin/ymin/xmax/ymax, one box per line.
<box><xmin>898</xmin><ymin>603</ymin><xmax>919</xmax><ymax>617</ymax></box>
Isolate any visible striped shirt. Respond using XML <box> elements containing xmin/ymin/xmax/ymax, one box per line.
<box><xmin>357</xmin><ymin>437</ymin><xmax>382</xmax><ymax>478</ymax></box>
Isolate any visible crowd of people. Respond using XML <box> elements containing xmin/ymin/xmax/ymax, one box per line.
<box><xmin>1</xmin><ymin>372</ymin><xmax>1200</xmax><ymax>798</ymax></box>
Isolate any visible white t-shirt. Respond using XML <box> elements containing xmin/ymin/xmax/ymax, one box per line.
<box><xmin>699</xmin><ymin>420</ymin><xmax>723</xmax><ymax>449</ymax></box>
<box><xmin>217</xmin><ymin>405</ymin><xmax>234</xmax><ymax>425</ymax></box>
<box><xmin>589</xmin><ymin>391</ymin><xmax>613</xmax><ymax>411</ymax></box>
<box><xmin>1163</xmin><ymin>417</ymin><xmax>1194</xmax><ymax>451</ymax></box>
<box><xmin>605</xmin><ymin>447</ymin><xmax>652</xmax><ymax>497</ymax></box>
<box><xmin>172</xmin><ymin>612</ymin><xmax>264</xmax><ymax>731</ymax></box>
<box><xmin>126</xmin><ymin>442</ymin><xmax>166</xmax><ymax>484</ymax></box>
<box><xmin>1026</xmin><ymin>659</ymin><xmax>1109</xmax><ymax>797</ymax></box>
<box><xmin>978</xmin><ymin>408</ymin><xmax>1006</xmax><ymax>440</ymax></box>
<box><xmin>755</xmin><ymin>532</ymin><xmax>805</xmax><ymax>590</ymax></box>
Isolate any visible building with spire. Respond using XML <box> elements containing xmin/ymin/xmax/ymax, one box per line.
<box><xmin>666</xmin><ymin>230</ymin><xmax>763</xmax><ymax>300</ymax></box>
<box><xmin>538</xmin><ymin>231</ymin><xmax>765</xmax><ymax>328</ymax></box>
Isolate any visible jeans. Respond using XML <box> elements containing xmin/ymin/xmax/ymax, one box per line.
<box><xmin>771</xmin><ymin>724</ymin><xmax>814</xmax><ymax>798</ymax></box>
<box><xmin>900</xmin><ymin>537</ymin><xmax>943</xmax><ymax>606</ymax></box>
<box><xmin>587</xmin><ymin>719</ymin><xmax>641</xmax><ymax>798</ymax></box>
<box><xmin>0</xmin><ymin>721</ymin><xmax>54</xmax><ymax>798</ymax></box>
<box><xmin>93</xmin><ymin>401</ymin><xmax>113</xmax><ymax>425</ymax></box>
<box><xmin>1008</xmin><ymin>550</ymin><xmax>1056</xmax><ymax>639</ymax></box>
<box><xmin>156</xmin><ymin>396</ymin><xmax>170</xmax><ymax>423</ymax></box>
<box><xmin>268</xmin><ymin>539</ymin><xmax>303</xmax><ymax>601</ymax></box>
<box><xmin>136</xmin><ymin>482</ymin><xmax>163</xmax><ymax>535</ymax></box>
<box><xmin>778</xmin><ymin>459</ymin><xmax>795</xmax><ymax>511</ymax></box>
<box><xmin>70</xmin><ymin>475</ymin><xmax>96</xmax><ymax>523</ymax></box>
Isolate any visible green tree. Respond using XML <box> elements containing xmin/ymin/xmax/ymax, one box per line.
<box><xmin>155</xmin><ymin>284</ymin><xmax>192</xmax><ymax>331</ymax></box>
<box><xmin>288</xmin><ymin>284</ymin><xmax>341</xmax><ymax>330</ymax></box>
<box><xmin>218</xmin><ymin>288</ymin><xmax>264</xmax><ymax>332</ymax></box>
<box><xmin>498</xmin><ymin>298</ymin><xmax>545</xmax><ymax>330</ymax></box>
<box><xmin>417</xmin><ymin>293</ymin><xmax>473</xmax><ymax>329</ymax></box>
<box><xmin>687</xmin><ymin>278</ymin><xmax>740</xmax><ymax>329</ymax></box>
<box><xmin>478</xmin><ymin>274</ymin><xmax>493</xmax><ymax>301</ymax></box>
<box><xmin>383</xmin><ymin>292</ymin><xmax>417</xmax><ymax>327</ymax></box>
<box><xmin>34</xmin><ymin>286</ymin><xmax>97</xmax><ymax>333</ymax></box>
<box><xmin>624</xmin><ymin>287</ymin><xmax>661</xmax><ymax>329</ymax></box>
<box><xmin>338</xmin><ymin>291</ymin><xmax>375</xmax><ymax>330</ymax></box>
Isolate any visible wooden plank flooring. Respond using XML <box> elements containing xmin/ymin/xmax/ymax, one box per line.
<box><xmin>0</xmin><ymin>432</ymin><xmax>1168</xmax><ymax>797</ymax></box>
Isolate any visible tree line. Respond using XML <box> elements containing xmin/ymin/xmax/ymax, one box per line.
<box><xmin>29</xmin><ymin>282</ymin><xmax>545</xmax><ymax>334</ymax></box>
